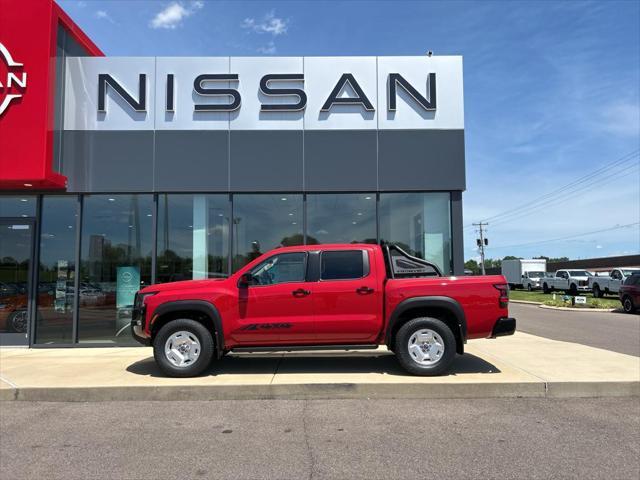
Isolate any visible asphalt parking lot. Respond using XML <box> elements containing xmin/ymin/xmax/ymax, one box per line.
<box><xmin>511</xmin><ymin>302</ymin><xmax>640</xmax><ymax>356</ymax></box>
<box><xmin>1</xmin><ymin>398</ymin><xmax>639</xmax><ymax>480</ymax></box>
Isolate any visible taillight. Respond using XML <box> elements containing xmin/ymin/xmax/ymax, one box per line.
<box><xmin>494</xmin><ymin>283</ymin><xmax>509</xmax><ymax>308</ymax></box>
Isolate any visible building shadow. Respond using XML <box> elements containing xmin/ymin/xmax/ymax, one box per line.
<box><xmin>126</xmin><ymin>352</ymin><xmax>500</xmax><ymax>378</ymax></box>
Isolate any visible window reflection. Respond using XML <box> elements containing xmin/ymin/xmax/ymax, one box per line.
<box><xmin>379</xmin><ymin>193</ymin><xmax>452</xmax><ymax>274</ymax></box>
<box><xmin>35</xmin><ymin>196</ymin><xmax>77</xmax><ymax>344</ymax></box>
<box><xmin>232</xmin><ymin>195</ymin><xmax>303</xmax><ymax>271</ymax></box>
<box><xmin>306</xmin><ymin>194</ymin><xmax>376</xmax><ymax>245</ymax></box>
<box><xmin>0</xmin><ymin>196</ymin><xmax>37</xmax><ymax>218</ymax></box>
<box><xmin>157</xmin><ymin>194</ymin><xmax>230</xmax><ymax>283</ymax></box>
<box><xmin>78</xmin><ymin>195</ymin><xmax>153</xmax><ymax>344</ymax></box>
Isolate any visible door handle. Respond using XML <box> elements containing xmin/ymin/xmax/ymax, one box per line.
<box><xmin>356</xmin><ymin>286</ymin><xmax>374</xmax><ymax>295</ymax></box>
<box><xmin>292</xmin><ymin>288</ymin><xmax>311</xmax><ymax>297</ymax></box>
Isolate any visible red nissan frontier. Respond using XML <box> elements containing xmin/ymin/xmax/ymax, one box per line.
<box><xmin>131</xmin><ymin>244</ymin><xmax>515</xmax><ymax>377</ymax></box>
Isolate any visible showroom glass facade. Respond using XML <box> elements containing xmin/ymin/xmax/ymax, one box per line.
<box><xmin>0</xmin><ymin>192</ymin><xmax>453</xmax><ymax>346</ymax></box>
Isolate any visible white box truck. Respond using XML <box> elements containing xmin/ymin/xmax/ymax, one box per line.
<box><xmin>501</xmin><ymin>259</ymin><xmax>548</xmax><ymax>290</ymax></box>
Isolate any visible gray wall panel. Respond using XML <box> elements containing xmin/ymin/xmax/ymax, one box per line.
<box><xmin>378</xmin><ymin>130</ymin><xmax>465</xmax><ymax>191</ymax></box>
<box><xmin>451</xmin><ymin>191</ymin><xmax>464</xmax><ymax>275</ymax></box>
<box><xmin>61</xmin><ymin>130</ymin><xmax>90</xmax><ymax>192</ymax></box>
<box><xmin>304</xmin><ymin>130</ymin><xmax>377</xmax><ymax>191</ymax></box>
<box><xmin>230</xmin><ymin>130</ymin><xmax>303</xmax><ymax>191</ymax></box>
<box><xmin>155</xmin><ymin>131</ymin><xmax>229</xmax><ymax>191</ymax></box>
<box><xmin>62</xmin><ymin>131</ymin><xmax>154</xmax><ymax>192</ymax></box>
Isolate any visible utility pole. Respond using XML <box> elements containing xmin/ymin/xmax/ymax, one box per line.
<box><xmin>473</xmin><ymin>222</ymin><xmax>489</xmax><ymax>275</ymax></box>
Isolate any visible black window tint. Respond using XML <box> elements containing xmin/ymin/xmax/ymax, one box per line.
<box><xmin>251</xmin><ymin>252</ymin><xmax>306</xmax><ymax>285</ymax></box>
<box><xmin>321</xmin><ymin>251</ymin><xmax>364</xmax><ymax>280</ymax></box>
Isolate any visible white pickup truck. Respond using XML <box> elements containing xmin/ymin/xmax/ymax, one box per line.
<box><xmin>589</xmin><ymin>268</ymin><xmax>640</xmax><ymax>297</ymax></box>
<box><xmin>541</xmin><ymin>270</ymin><xmax>593</xmax><ymax>295</ymax></box>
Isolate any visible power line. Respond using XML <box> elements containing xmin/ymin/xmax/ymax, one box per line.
<box><xmin>486</xmin><ymin>222</ymin><xmax>639</xmax><ymax>250</ymax></box>
<box><xmin>464</xmin><ymin>149</ymin><xmax>639</xmax><ymax>229</ymax></box>
<box><xmin>486</xmin><ymin>162</ymin><xmax>639</xmax><ymax>228</ymax></box>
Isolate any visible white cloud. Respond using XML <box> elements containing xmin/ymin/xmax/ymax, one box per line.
<box><xmin>257</xmin><ymin>41</ymin><xmax>276</xmax><ymax>55</ymax></box>
<box><xmin>94</xmin><ymin>10</ymin><xmax>115</xmax><ymax>23</ymax></box>
<box><xmin>598</xmin><ymin>101</ymin><xmax>640</xmax><ymax>137</ymax></box>
<box><xmin>242</xmin><ymin>11</ymin><xmax>288</xmax><ymax>36</ymax></box>
<box><xmin>150</xmin><ymin>1</ymin><xmax>204</xmax><ymax>30</ymax></box>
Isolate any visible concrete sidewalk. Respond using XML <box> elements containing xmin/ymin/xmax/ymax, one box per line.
<box><xmin>0</xmin><ymin>332</ymin><xmax>638</xmax><ymax>401</ymax></box>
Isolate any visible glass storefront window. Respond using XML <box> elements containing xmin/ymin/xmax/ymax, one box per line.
<box><xmin>379</xmin><ymin>193</ymin><xmax>452</xmax><ymax>274</ymax></box>
<box><xmin>232</xmin><ymin>194</ymin><xmax>303</xmax><ymax>271</ymax></box>
<box><xmin>78</xmin><ymin>195</ymin><xmax>153</xmax><ymax>344</ymax></box>
<box><xmin>35</xmin><ymin>196</ymin><xmax>77</xmax><ymax>344</ymax></box>
<box><xmin>306</xmin><ymin>194</ymin><xmax>377</xmax><ymax>245</ymax></box>
<box><xmin>0</xmin><ymin>196</ymin><xmax>37</xmax><ymax>217</ymax></box>
<box><xmin>157</xmin><ymin>194</ymin><xmax>230</xmax><ymax>283</ymax></box>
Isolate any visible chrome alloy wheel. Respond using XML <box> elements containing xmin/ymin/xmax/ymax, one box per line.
<box><xmin>408</xmin><ymin>329</ymin><xmax>445</xmax><ymax>365</ymax></box>
<box><xmin>164</xmin><ymin>331</ymin><xmax>201</xmax><ymax>367</ymax></box>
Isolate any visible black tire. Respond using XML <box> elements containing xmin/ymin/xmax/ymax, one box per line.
<box><xmin>153</xmin><ymin>319</ymin><xmax>215</xmax><ymax>378</ymax></box>
<box><xmin>569</xmin><ymin>284</ymin><xmax>578</xmax><ymax>296</ymax></box>
<box><xmin>394</xmin><ymin>317</ymin><xmax>456</xmax><ymax>376</ymax></box>
<box><xmin>622</xmin><ymin>296</ymin><xmax>636</xmax><ymax>314</ymax></box>
<box><xmin>543</xmin><ymin>283</ymin><xmax>550</xmax><ymax>294</ymax></box>
<box><xmin>593</xmin><ymin>285</ymin><xmax>601</xmax><ymax>298</ymax></box>
<box><xmin>527</xmin><ymin>284</ymin><xmax>533</xmax><ymax>292</ymax></box>
<box><xmin>7</xmin><ymin>310</ymin><xmax>28</xmax><ymax>333</ymax></box>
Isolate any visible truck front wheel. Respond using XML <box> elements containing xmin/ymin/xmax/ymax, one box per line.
<box><xmin>543</xmin><ymin>283</ymin><xmax>550</xmax><ymax>294</ymax></box>
<box><xmin>153</xmin><ymin>319</ymin><xmax>215</xmax><ymax>378</ymax></box>
<box><xmin>394</xmin><ymin>317</ymin><xmax>456</xmax><ymax>376</ymax></box>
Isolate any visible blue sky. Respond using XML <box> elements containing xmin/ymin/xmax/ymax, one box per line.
<box><xmin>59</xmin><ymin>0</ymin><xmax>640</xmax><ymax>262</ymax></box>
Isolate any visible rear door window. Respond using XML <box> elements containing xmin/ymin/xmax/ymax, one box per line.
<box><xmin>321</xmin><ymin>251</ymin><xmax>366</xmax><ymax>280</ymax></box>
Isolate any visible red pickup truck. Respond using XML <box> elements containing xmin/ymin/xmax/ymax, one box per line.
<box><xmin>131</xmin><ymin>244</ymin><xmax>515</xmax><ymax>377</ymax></box>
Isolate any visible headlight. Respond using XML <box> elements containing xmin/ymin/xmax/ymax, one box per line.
<box><xmin>134</xmin><ymin>291</ymin><xmax>158</xmax><ymax>309</ymax></box>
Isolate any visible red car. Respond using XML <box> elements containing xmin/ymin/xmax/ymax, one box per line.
<box><xmin>619</xmin><ymin>273</ymin><xmax>640</xmax><ymax>314</ymax></box>
<box><xmin>131</xmin><ymin>244</ymin><xmax>515</xmax><ymax>377</ymax></box>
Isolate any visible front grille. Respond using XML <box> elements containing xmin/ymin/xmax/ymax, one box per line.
<box><xmin>579</xmin><ymin>280</ymin><xmax>588</xmax><ymax>286</ymax></box>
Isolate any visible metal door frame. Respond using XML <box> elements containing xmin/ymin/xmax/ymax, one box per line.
<box><xmin>0</xmin><ymin>217</ymin><xmax>37</xmax><ymax>346</ymax></box>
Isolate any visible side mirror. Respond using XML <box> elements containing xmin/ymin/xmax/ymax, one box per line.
<box><xmin>238</xmin><ymin>273</ymin><xmax>254</xmax><ymax>288</ymax></box>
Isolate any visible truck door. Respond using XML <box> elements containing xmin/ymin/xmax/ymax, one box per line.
<box><xmin>557</xmin><ymin>271</ymin><xmax>568</xmax><ymax>288</ymax></box>
<box><xmin>312</xmin><ymin>249</ymin><xmax>383</xmax><ymax>344</ymax></box>
<box><xmin>232</xmin><ymin>251</ymin><xmax>314</xmax><ymax>345</ymax></box>
<box><xmin>611</xmin><ymin>270</ymin><xmax>622</xmax><ymax>291</ymax></box>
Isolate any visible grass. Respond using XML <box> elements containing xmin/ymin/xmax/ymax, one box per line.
<box><xmin>509</xmin><ymin>289</ymin><xmax>621</xmax><ymax>309</ymax></box>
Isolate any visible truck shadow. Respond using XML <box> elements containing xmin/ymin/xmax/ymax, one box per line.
<box><xmin>126</xmin><ymin>352</ymin><xmax>500</xmax><ymax>378</ymax></box>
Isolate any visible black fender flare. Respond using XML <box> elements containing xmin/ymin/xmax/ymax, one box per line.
<box><xmin>386</xmin><ymin>296</ymin><xmax>467</xmax><ymax>349</ymax></box>
<box><xmin>152</xmin><ymin>300</ymin><xmax>224</xmax><ymax>354</ymax></box>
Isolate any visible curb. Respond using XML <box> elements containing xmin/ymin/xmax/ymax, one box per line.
<box><xmin>538</xmin><ymin>305</ymin><xmax>616</xmax><ymax>312</ymax></box>
<box><xmin>0</xmin><ymin>380</ymin><xmax>637</xmax><ymax>402</ymax></box>
<box><xmin>510</xmin><ymin>300</ymin><xmax>542</xmax><ymax>305</ymax></box>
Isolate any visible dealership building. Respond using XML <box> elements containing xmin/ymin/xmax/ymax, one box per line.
<box><xmin>0</xmin><ymin>0</ymin><xmax>465</xmax><ymax>347</ymax></box>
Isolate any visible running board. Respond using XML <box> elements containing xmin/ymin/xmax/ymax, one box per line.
<box><xmin>230</xmin><ymin>344</ymin><xmax>379</xmax><ymax>353</ymax></box>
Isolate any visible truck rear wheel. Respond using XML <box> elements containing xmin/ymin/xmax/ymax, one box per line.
<box><xmin>543</xmin><ymin>283</ymin><xmax>550</xmax><ymax>294</ymax></box>
<box><xmin>622</xmin><ymin>296</ymin><xmax>636</xmax><ymax>314</ymax></box>
<box><xmin>153</xmin><ymin>319</ymin><xmax>214</xmax><ymax>378</ymax></box>
<box><xmin>394</xmin><ymin>317</ymin><xmax>456</xmax><ymax>376</ymax></box>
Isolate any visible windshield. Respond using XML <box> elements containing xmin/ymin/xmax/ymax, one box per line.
<box><xmin>527</xmin><ymin>271</ymin><xmax>545</xmax><ymax>278</ymax></box>
<box><xmin>622</xmin><ymin>269</ymin><xmax>640</xmax><ymax>276</ymax></box>
<box><xmin>568</xmin><ymin>270</ymin><xmax>591</xmax><ymax>277</ymax></box>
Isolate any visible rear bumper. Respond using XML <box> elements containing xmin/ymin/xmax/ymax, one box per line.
<box><xmin>491</xmin><ymin>317</ymin><xmax>516</xmax><ymax>338</ymax></box>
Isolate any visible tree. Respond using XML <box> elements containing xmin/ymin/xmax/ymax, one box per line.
<box><xmin>464</xmin><ymin>259</ymin><xmax>479</xmax><ymax>274</ymax></box>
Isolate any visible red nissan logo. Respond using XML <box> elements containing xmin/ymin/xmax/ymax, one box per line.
<box><xmin>0</xmin><ymin>42</ymin><xmax>27</xmax><ymax>116</ymax></box>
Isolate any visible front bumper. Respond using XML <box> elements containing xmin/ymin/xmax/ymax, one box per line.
<box><xmin>130</xmin><ymin>303</ymin><xmax>151</xmax><ymax>346</ymax></box>
<box><xmin>491</xmin><ymin>317</ymin><xmax>516</xmax><ymax>338</ymax></box>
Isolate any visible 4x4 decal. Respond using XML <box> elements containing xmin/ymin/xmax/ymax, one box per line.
<box><xmin>239</xmin><ymin>323</ymin><xmax>292</xmax><ymax>331</ymax></box>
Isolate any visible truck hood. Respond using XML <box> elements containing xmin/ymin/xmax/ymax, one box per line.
<box><xmin>140</xmin><ymin>278</ymin><xmax>228</xmax><ymax>293</ymax></box>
